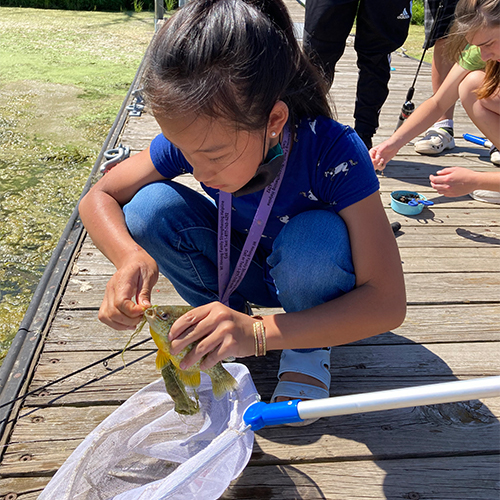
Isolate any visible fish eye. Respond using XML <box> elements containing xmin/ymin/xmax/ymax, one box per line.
<box><xmin>160</xmin><ymin>312</ymin><xmax>170</xmax><ymax>320</ymax></box>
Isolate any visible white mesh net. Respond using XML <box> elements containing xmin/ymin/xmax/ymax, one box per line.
<box><xmin>38</xmin><ymin>363</ymin><xmax>258</xmax><ymax>500</ymax></box>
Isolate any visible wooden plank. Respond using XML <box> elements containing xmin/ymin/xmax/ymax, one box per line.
<box><xmin>2</xmin><ymin>455</ymin><xmax>498</xmax><ymax>500</ymax></box>
<box><xmin>0</xmin><ymin>477</ymin><xmax>50</xmax><ymax>500</ymax></box>
<box><xmin>73</xmin><ymin>243</ymin><xmax>500</xmax><ymax>275</ymax></box>
<box><xmin>391</xmin><ymin>226</ymin><xmax>500</xmax><ymax>248</ymax></box>
<box><xmin>41</xmin><ymin>303</ymin><xmax>500</xmax><ymax>352</ymax></box>
<box><xmin>2</xmin><ymin>396</ymin><xmax>498</xmax><ymax>475</ymax></box>
<box><xmin>223</xmin><ymin>455</ymin><xmax>500</xmax><ymax>500</ymax></box>
<box><xmin>118</xmin><ymin>112</ymin><xmax>160</xmax><ymax>151</ymax></box>
<box><xmin>398</xmin><ymin>247</ymin><xmax>500</xmax><ymax>272</ymax></box>
<box><xmin>19</xmin><ymin>341</ymin><xmax>500</xmax><ymax>407</ymax></box>
<box><xmin>78</xmin><ymin>230</ymin><xmax>500</xmax><ymax>277</ymax></box>
<box><xmin>386</xmin><ymin>209</ymin><xmax>500</xmax><ymax>227</ymax></box>
<box><xmin>58</xmin><ymin>272</ymin><xmax>500</xmax><ymax>309</ymax></box>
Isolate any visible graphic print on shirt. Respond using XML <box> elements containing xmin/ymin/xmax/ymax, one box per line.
<box><xmin>324</xmin><ymin>159</ymin><xmax>358</xmax><ymax>180</ymax></box>
<box><xmin>309</xmin><ymin>119</ymin><xmax>317</xmax><ymax>135</ymax></box>
<box><xmin>299</xmin><ymin>190</ymin><xmax>319</xmax><ymax>201</ymax></box>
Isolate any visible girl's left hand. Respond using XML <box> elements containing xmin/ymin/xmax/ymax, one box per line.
<box><xmin>429</xmin><ymin>167</ymin><xmax>479</xmax><ymax>197</ymax></box>
<box><xmin>168</xmin><ymin>302</ymin><xmax>257</xmax><ymax>370</ymax></box>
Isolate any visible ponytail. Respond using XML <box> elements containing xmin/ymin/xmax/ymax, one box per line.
<box><xmin>144</xmin><ymin>0</ymin><xmax>333</xmax><ymax>130</ymax></box>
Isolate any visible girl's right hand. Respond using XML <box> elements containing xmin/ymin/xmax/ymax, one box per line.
<box><xmin>98</xmin><ymin>252</ymin><xmax>159</xmax><ymax>331</ymax></box>
<box><xmin>369</xmin><ymin>141</ymin><xmax>399</xmax><ymax>171</ymax></box>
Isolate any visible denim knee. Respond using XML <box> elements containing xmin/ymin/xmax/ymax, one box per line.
<box><xmin>124</xmin><ymin>181</ymin><xmax>176</xmax><ymax>245</ymax></box>
<box><xmin>123</xmin><ymin>180</ymin><xmax>217</xmax><ymax>249</ymax></box>
<box><xmin>267</xmin><ymin>210</ymin><xmax>355</xmax><ymax>312</ymax></box>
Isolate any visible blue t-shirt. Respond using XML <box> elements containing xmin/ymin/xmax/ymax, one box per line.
<box><xmin>150</xmin><ymin>116</ymin><xmax>379</xmax><ymax>251</ymax></box>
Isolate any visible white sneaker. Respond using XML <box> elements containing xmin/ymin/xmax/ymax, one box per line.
<box><xmin>469</xmin><ymin>190</ymin><xmax>500</xmax><ymax>204</ymax></box>
<box><xmin>414</xmin><ymin>127</ymin><xmax>455</xmax><ymax>155</ymax></box>
<box><xmin>490</xmin><ymin>146</ymin><xmax>500</xmax><ymax>166</ymax></box>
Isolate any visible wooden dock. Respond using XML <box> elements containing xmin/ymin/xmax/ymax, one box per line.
<box><xmin>1</xmin><ymin>4</ymin><xmax>499</xmax><ymax>499</ymax></box>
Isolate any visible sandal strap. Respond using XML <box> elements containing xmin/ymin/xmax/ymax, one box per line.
<box><xmin>277</xmin><ymin>349</ymin><xmax>331</xmax><ymax>388</ymax></box>
<box><xmin>271</xmin><ymin>380</ymin><xmax>329</xmax><ymax>402</ymax></box>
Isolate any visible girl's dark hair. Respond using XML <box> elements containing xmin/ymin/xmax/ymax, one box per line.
<box><xmin>447</xmin><ymin>0</ymin><xmax>500</xmax><ymax>99</ymax></box>
<box><xmin>144</xmin><ymin>0</ymin><xmax>333</xmax><ymax>130</ymax></box>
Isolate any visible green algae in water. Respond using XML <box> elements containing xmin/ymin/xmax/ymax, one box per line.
<box><xmin>0</xmin><ymin>97</ymin><xmax>94</xmax><ymax>364</ymax></box>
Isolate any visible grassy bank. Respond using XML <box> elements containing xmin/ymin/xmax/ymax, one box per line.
<box><xmin>0</xmin><ymin>8</ymin><xmax>155</xmax><ymax>362</ymax></box>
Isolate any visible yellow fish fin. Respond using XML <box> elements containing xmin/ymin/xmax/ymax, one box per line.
<box><xmin>177</xmin><ymin>368</ymin><xmax>201</xmax><ymax>388</ymax></box>
<box><xmin>155</xmin><ymin>349</ymin><xmax>171</xmax><ymax>371</ymax></box>
<box><xmin>205</xmin><ymin>364</ymin><xmax>238</xmax><ymax>400</ymax></box>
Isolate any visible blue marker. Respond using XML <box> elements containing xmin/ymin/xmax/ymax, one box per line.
<box><xmin>463</xmin><ymin>133</ymin><xmax>493</xmax><ymax>149</ymax></box>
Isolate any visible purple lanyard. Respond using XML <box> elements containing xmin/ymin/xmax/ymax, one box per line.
<box><xmin>218</xmin><ymin>124</ymin><xmax>292</xmax><ymax>306</ymax></box>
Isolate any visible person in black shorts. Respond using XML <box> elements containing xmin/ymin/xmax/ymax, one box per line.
<box><xmin>303</xmin><ymin>0</ymin><xmax>412</xmax><ymax>149</ymax></box>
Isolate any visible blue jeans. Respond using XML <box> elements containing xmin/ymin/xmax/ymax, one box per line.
<box><xmin>124</xmin><ymin>181</ymin><xmax>355</xmax><ymax>350</ymax></box>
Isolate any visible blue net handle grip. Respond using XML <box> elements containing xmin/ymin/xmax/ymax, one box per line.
<box><xmin>243</xmin><ymin>400</ymin><xmax>302</xmax><ymax>430</ymax></box>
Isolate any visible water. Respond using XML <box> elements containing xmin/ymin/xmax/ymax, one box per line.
<box><xmin>0</xmin><ymin>82</ymin><xmax>95</xmax><ymax>362</ymax></box>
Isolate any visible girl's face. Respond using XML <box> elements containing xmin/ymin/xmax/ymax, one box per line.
<box><xmin>467</xmin><ymin>26</ymin><xmax>500</xmax><ymax>62</ymax></box>
<box><xmin>156</xmin><ymin>113</ymin><xmax>272</xmax><ymax>193</ymax></box>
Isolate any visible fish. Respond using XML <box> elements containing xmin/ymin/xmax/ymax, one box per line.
<box><xmin>144</xmin><ymin>305</ymin><xmax>238</xmax><ymax>415</ymax></box>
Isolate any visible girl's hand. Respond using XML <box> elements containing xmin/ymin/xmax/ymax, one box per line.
<box><xmin>369</xmin><ymin>141</ymin><xmax>399</xmax><ymax>171</ymax></box>
<box><xmin>429</xmin><ymin>167</ymin><xmax>480</xmax><ymax>197</ymax></box>
<box><xmin>98</xmin><ymin>253</ymin><xmax>159</xmax><ymax>330</ymax></box>
<box><xmin>168</xmin><ymin>302</ymin><xmax>257</xmax><ymax>370</ymax></box>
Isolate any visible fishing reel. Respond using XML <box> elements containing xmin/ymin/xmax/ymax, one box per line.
<box><xmin>395</xmin><ymin>86</ymin><xmax>415</xmax><ymax>131</ymax></box>
<box><xmin>395</xmin><ymin>99</ymin><xmax>415</xmax><ymax>130</ymax></box>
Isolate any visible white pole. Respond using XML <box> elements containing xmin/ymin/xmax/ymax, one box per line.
<box><xmin>297</xmin><ymin>376</ymin><xmax>500</xmax><ymax>421</ymax></box>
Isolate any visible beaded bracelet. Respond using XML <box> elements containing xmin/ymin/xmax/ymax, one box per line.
<box><xmin>252</xmin><ymin>315</ymin><xmax>267</xmax><ymax>357</ymax></box>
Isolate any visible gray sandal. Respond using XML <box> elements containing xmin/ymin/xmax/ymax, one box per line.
<box><xmin>271</xmin><ymin>349</ymin><xmax>331</xmax><ymax>426</ymax></box>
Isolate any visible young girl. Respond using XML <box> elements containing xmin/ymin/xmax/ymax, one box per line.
<box><xmin>371</xmin><ymin>0</ymin><xmax>500</xmax><ymax>204</ymax></box>
<box><xmin>79</xmin><ymin>0</ymin><xmax>405</xmax><ymax>415</ymax></box>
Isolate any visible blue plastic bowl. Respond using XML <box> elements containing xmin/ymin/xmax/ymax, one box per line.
<box><xmin>390</xmin><ymin>190</ymin><xmax>429</xmax><ymax>215</ymax></box>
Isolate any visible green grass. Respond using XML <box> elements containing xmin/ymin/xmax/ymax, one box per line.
<box><xmin>403</xmin><ymin>25</ymin><xmax>433</xmax><ymax>65</ymax></box>
<box><xmin>0</xmin><ymin>8</ymin><xmax>155</xmax><ymax>139</ymax></box>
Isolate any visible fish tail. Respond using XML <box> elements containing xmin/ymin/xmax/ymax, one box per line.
<box><xmin>205</xmin><ymin>364</ymin><xmax>238</xmax><ymax>400</ymax></box>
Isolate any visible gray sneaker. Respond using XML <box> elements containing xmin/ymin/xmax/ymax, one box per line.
<box><xmin>414</xmin><ymin>127</ymin><xmax>455</xmax><ymax>155</ymax></box>
<box><xmin>469</xmin><ymin>190</ymin><xmax>500</xmax><ymax>204</ymax></box>
<box><xmin>490</xmin><ymin>146</ymin><xmax>500</xmax><ymax>166</ymax></box>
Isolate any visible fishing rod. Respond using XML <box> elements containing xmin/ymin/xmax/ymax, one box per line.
<box><xmin>395</xmin><ymin>1</ymin><xmax>446</xmax><ymax>130</ymax></box>
<box><xmin>0</xmin><ymin>337</ymin><xmax>153</xmax><ymax>414</ymax></box>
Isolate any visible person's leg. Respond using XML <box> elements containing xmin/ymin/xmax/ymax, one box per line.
<box><xmin>459</xmin><ymin>70</ymin><xmax>500</xmax><ymax>166</ymax></box>
<box><xmin>459</xmin><ymin>71</ymin><xmax>500</xmax><ymax>142</ymax></box>
<box><xmin>415</xmin><ymin>0</ymin><xmax>458</xmax><ymax>154</ymax></box>
<box><xmin>266</xmin><ymin>210</ymin><xmax>356</xmax><ymax>404</ymax></box>
<box><xmin>432</xmin><ymin>38</ymin><xmax>456</xmax><ymax>123</ymax></box>
<box><xmin>353</xmin><ymin>0</ymin><xmax>412</xmax><ymax>148</ymax></box>
<box><xmin>303</xmin><ymin>0</ymin><xmax>358</xmax><ymax>86</ymax></box>
<box><xmin>123</xmin><ymin>180</ymin><xmax>281</xmax><ymax>312</ymax></box>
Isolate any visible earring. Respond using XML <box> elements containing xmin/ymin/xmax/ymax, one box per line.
<box><xmin>270</xmin><ymin>131</ymin><xmax>277</xmax><ymax>137</ymax></box>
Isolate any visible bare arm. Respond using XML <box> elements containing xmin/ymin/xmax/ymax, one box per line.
<box><xmin>79</xmin><ymin>148</ymin><xmax>167</xmax><ymax>329</ymax></box>
<box><xmin>265</xmin><ymin>192</ymin><xmax>406</xmax><ymax>348</ymax></box>
<box><xmin>370</xmin><ymin>63</ymin><xmax>470</xmax><ymax>169</ymax></box>
<box><xmin>430</xmin><ymin>167</ymin><xmax>500</xmax><ymax>197</ymax></box>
